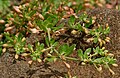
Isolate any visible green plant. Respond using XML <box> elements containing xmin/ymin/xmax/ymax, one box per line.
<box><xmin>0</xmin><ymin>0</ymin><xmax>118</xmax><ymax>77</ymax></box>
<box><xmin>89</xmin><ymin>25</ymin><xmax>110</xmax><ymax>44</ymax></box>
<box><xmin>14</xmin><ymin>34</ymin><xmax>26</xmax><ymax>54</ymax></box>
<box><xmin>3</xmin><ymin>32</ymin><xmax>26</xmax><ymax>54</ymax></box>
<box><xmin>67</xmin><ymin>13</ymin><xmax>117</xmax><ymax>74</ymax></box>
<box><xmin>28</xmin><ymin>37</ymin><xmax>59</xmax><ymax>61</ymax></box>
<box><xmin>68</xmin><ymin>13</ymin><xmax>95</xmax><ymax>32</ymax></box>
<box><xmin>78</xmin><ymin>46</ymin><xmax>117</xmax><ymax>74</ymax></box>
<box><xmin>28</xmin><ymin>42</ymin><xmax>44</xmax><ymax>61</ymax></box>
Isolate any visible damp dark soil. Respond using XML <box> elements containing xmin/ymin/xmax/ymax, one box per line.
<box><xmin>0</xmin><ymin>8</ymin><xmax>120</xmax><ymax>78</ymax></box>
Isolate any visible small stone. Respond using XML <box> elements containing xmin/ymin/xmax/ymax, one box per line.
<box><xmin>0</xmin><ymin>20</ymin><xmax>5</xmax><ymax>24</ymax></box>
<box><xmin>15</xmin><ymin>54</ymin><xmax>19</xmax><ymax>59</ymax></box>
<box><xmin>28</xmin><ymin>60</ymin><xmax>33</xmax><ymax>64</ymax></box>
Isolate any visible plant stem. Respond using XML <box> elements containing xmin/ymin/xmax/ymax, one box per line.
<box><xmin>89</xmin><ymin>53</ymin><xmax>98</xmax><ymax>58</ymax></box>
<box><xmin>41</xmin><ymin>46</ymin><xmax>53</xmax><ymax>52</ymax></box>
<box><xmin>65</xmin><ymin>57</ymin><xmax>79</xmax><ymax>61</ymax></box>
<box><xmin>47</xmin><ymin>28</ymin><xmax>51</xmax><ymax>41</ymax></box>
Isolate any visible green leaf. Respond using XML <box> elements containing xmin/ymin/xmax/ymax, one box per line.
<box><xmin>52</xmin><ymin>23</ymin><xmax>64</xmax><ymax>31</ymax></box>
<box><xmin>98</xmin><ymin>26</ymin><xmax>103</xmax><ymax>32</ymax></box>
<box><xmin>0</xmin><ymin>47</ymin><xmax>2</xmax><ymax>55</ymax></box>
<box><xmin>65</xmin><ymin>44</ymin><xmax>76</xmax><ymax>56</ymax></box>
<box><xmin>103</xmin><ymin>27</ymin><xmax>110</xmax><ymax>34</ymax></box>
<box><xmin>28</xmin><ymin>44</ymin><xmax>33</xmax><ymax>52</ymax></box>
<box><xmin>59</xmin><ymin>44</ymin><xmax>68</xmax><ymax>55</ymax></box>
<box><xmin>39</xmin><ymin>43</ymin><xmax>44</xmax><ymax>50</ymax></box>
<box><xmin>43</xmin><ymin>19</ymin><xmax>49</xmax><ymax>26</ymax></box>
<box><xmin>36</xmin><ymin>42</ymin><xmax>41</xmax><ymax>50</ymax></box>
<box><xmin>48</xmin><ymin>13</ymin><xmax>58</xmax><ymax>19</ymax></box>
<box><xmin>28</xmin><ymin>10</ymin><xmax>36</xmax><ymax>17</ymax></box>
<box><xmin>99</xmin><ymin>49</ymin><xmax>104</xmax><ymax>56</ymax></box>
<box><xmin>77</xmin><ymin>49</ymin><xmax>83</xmax><ymax>60</ymax></box>
<box><xmin>93</xmin><ymin>37</ymin><xmax>98</xmax><ymax>43</ymax></box>
<box><xmin>93</xmin><ymin>46</ymin><xmax>99</xmax><ymax>54</ymax></box>
<box><xmin>50</xmin><ymin>38</ymin><xmax>55</xmax><ymax>45</ymax></box>
<box><xmin>76</xmin><ymin>4</ymin><xmax>83</xmax><ymax>13</ymax></box>
<box><xmin>36</xmin><ymin>20</ymin><xmax>47</xmax><ymax>31</ymax></box>
<box><xmin>108</xmin><ymin>58</ymin><xmax>116</xmax><ymax>64</ymax></box>
<box><xmin>96</xmin><ymin>46</ymin><xmax>100</xmax><ymax>51</ymax></box>
<box><xmin>0</xmin><ymin>41</ymin><xmax>3</xmax><ymax>46</ymax></box>
<box><xmin>47</xmin><ymin>23</ymin><xmax>54</xmax><ymax>28</ymax></box>
<box><xmin>58</xmin><ymin>44</ymin><xmax>75</xmax><ymax>56</ymax></box>
<box><xmin>92</xmin><ymin>57</ymin><xmax>104</xmax><ymax>64</ymax></box>
<box><xmin>17</xmin><ymin>34</ymin><xmax>23</xmax><ymax>42</ymax></box>
<box><xmin>40</xmin><ymin>24</ymin><xmax>47</xmax><ymax>32</ymax></box>
<box><xmin>45</xmin><ymin>37</ymin><xmax>49</xmax><ymax>47</ymax></box>
<box><xmin>32</xmin><ymin>57</ymin><xmax>37</xmax><ymax>61</ymax></box>
<box><xmin>75</xmin><ymin>24</ymin><xmax>83</xmax><ymax>31</ymax></box>
<box><xmin>52</xmin><ymin>42</ymin><xmax>58</xmax><ymax>47</ymax></box>
<box><xmin>4</xmin><ymin>33</ymin><xmax>14</xmax><ymax>42</ymax></box>
<box><xmin>84</xmin><ymin>48</ymin><xmax>91</xmax><ymax>59</ymax></box>
<box><xmin>68</xmin><ymin>16</ymin><xmax>75</xmax><ymax>27</ymax></box>
<box><xmin>90</xmin><ymin>30</ymin><xmax>95</xmax><ymax>35</ymax></box>
<box><xmin>45</xmin><ymin>56</ymin><xmax>57</xmax><ymax>62</ymax></box>
<box><xmin>84</xmin><ymin>48</ymin><xmax>91</xmax><ymax>55</ymax></box>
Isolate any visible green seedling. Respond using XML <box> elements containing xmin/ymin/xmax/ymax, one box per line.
<box><xmin>28</xmin><ymin>41</ymin><xmax>56</xmax><ymax>61</ymax></box>
<box><xmin>3</xmin><ymin>32</ymin><xmax>26</xmax><ymax>54</ymax></box>
<box><xmin>92</xmin><ymin>46</ymin><xmax>108</xmax><ymax>56</ymax></box>
<box><xmin>77</xmin><ymin>46</ymin><xmax>115</xmax><ymax>64</ymax></box>
<box><xmin>78</xmin><ymin>46</ymin><xmax>117</xmax><ymax>74</ymax></box>
<box><xmin>68</xmin><ymin>13</ymin><xmax>95</xmax><ymax>32</ymax></box>
<box><xmin>28</xmin><ymin>42</ymin><xmax>44</xmax><ymax>61</ymax></box>
<box><xmin>92</xmin><ymin>56</ymin><xmax>117</xmax><ymax>75</ymax></box>
<box><xmin>14</xmin><ymin>34</ymin><xmax>26</xmax><ymax>54</ymax></box>
<box><xmin>89</xmin><ymin>26</ymin><xmax>110</xmax><ymax>44</ymax></box>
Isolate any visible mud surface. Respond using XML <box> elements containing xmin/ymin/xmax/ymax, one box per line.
<box><xmin>0</xmin><ymin>8</ymin><xmax>120</xmax><ymax>78</ymax></box>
